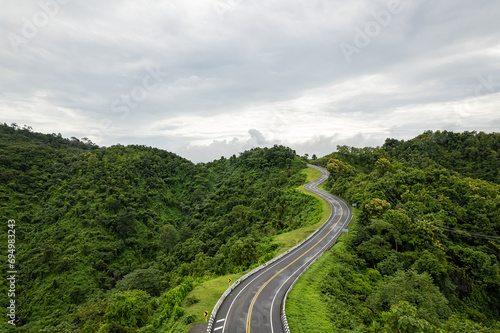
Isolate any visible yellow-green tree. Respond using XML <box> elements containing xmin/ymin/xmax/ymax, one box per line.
<box><xmin>327</xmin><ymin>158</ymin><xmax>354</xmax><ymax>175</ymax></box>
<box><xmin>364</xmin><ymin>198</ymin><xmax>391</xmax><ymax>217</ymax></box>
<box><xmin>375</xmin><ymin>158</ymin><xmax>393</xmax><ymax>176</ymax></box>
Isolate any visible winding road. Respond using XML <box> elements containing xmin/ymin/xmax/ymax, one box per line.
<box><xmin>207</xmin><ymin>165</ymin><xmax>352</xmax><ymax>333</ymax></box>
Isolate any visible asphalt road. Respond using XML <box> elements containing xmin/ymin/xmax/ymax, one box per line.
<box><xmin>210</xmin><ymin>164</ymin><xmax>352</xmax><ymax>333</ymax></box>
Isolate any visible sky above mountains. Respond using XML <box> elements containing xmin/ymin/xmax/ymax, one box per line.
<box><xmin>1</xmin><ymin>0</ymin><xmax>499</xmax><ymax>162</ymax></box>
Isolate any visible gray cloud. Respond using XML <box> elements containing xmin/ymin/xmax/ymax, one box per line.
<box><xmin>175</xmin><ymin>129</ymin><xmax>274</xmax><ymax>163</ymax></box>
<box><xmin>248</xmin><ymin>129</ymin><xmax>267</xmax><ymax>146</ymax></box>
<box><xmin>1</xmin><ymin>0</ymin><xmax>499</xmax><ymax>162</ymax></box>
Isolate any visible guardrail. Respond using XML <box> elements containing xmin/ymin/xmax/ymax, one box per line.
<box><xmin>280</xmin><ymin>211</ymin><xmax>353</xmax><ymax>332</ymax></box>
<box><xmin>206</xmin><ymin>165</ymin><xmax>332</xmax><ymax>333</ymax></box>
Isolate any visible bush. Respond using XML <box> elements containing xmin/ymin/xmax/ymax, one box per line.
<box><xmin>102</xmin><ymin>290</ymin><xmax>152</xmax><ymax>330</ymax></box>
<box><xmin>115</xmin><ymin>268</ymin><xmax>162</xmax><ymax>297</ymax></box>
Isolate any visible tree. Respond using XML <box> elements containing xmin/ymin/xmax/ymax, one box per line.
<box><xmin>375</xmin><ymin>301</ymin><xmax>445</xmax><ymax>333</ymax></box>
<box><xmin>411</xmin><ymin>250</ymin><xmax>448</xmax><ymax>282</ymax></box>
<box><xmin>357</xmin><ymin>234</ymin><xmax>392</xmax><ymax>265</ymax></box>
<box><xmin>229</xmin><ymin>238</ymin><xmax>257</xmax><ymax>268</ymax></box>
<box><xmin>364</xmin><ymin>198</ymin><xmax>391</xmax><ymax>217</ymax></box>
<box><xmin>114</xmin><ymin>210</ymin><xmax>137</xmax><ymax>238</ymax></box>
<box><xmin>159</xmin><ymin>224</ymin><xmax>180</xmax><ymax>253</ymax></box>
<box><xmin>327</xmin><ymin>158</ymin><xmax>354</xmax><ymax>175</ymax></box>
<box><xmin>100</xmin><ymin>290</ymin><xmax>152</xmax><ymax>331</ymax></box>
<box><xmin>366</xmin><ymin>270</ymin><xmax>450</xmax><ymax>324</ymax></box>
<box><xmin>115</xmin><ymin>268</ymin><xmax>162</xmax><ymax>296</ymax></box>
<box><xmin>375</xmin><ymin>158</ymin><xmax>393</xmax><ymax>176</ymax></box>
<box><xmin>443</xmin><ymin>315</ymin><xmax>500</xmax><ymax>332</ymax></box>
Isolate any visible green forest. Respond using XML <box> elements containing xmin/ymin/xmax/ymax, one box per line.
<box><xmin>288</xmin><ymin>130</ymin><xmax>500</xmax><ymax>332</ymax></box>
<box><xmin>0</xmin><ymin>123</ymin><xmax>321</xmax><ymax>332</ymax></box>
<box><xmin>1</xmin><ymin>125</ymin><xmax>500</xmax><ymax>333</ymax></box>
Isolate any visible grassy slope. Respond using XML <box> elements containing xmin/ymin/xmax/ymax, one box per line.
<box><xmin>183</xmin><ymin>166</ymin><xmax>331</xmax><ymax>328</ymax></box>
<box><xmin>184</xmin><ymin>272</ymin><xmax>247</xmax><ymax>326</ymax></box>
<box><xmin>272</xmin><ymin>167</ymin><xmax>331</xmax><ymax>255</ymax></box>
<box><xmin>286</xmin><ymin>198</ymin><xmax>360</xmax><ymax>332</ymax></box>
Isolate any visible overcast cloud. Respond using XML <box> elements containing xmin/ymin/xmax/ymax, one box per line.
<box><xmin>1</xmin><ymin>0</ymin><xmax>499</xmax><ymax>162</ymax></box>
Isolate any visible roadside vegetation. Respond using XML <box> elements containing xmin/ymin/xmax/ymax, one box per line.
<box><xmin>2</xmin><ymin>124</ymin><xmax>498</xmax><ymax>332</ymax></box>
<box><xmin>287</xmin><ymin>130</ymin><xmax>500</xmax><ymax>332</ymax></box>
<box><xmin>272</xmin><ymin>167</ymin><xmax>330</xmax><ymax>255</ymax></box>
<box><xmin>0</xmin><ymin>123</ymin><xmax>321</xmax><ymax>332</ymax></box>
<box><xmin>177</xmin><ymin>166</ymin><xmax>329</xmax><ymax>330</ymax></box>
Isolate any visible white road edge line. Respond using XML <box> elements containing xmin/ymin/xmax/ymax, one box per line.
<box><xmin>221</xmin><ymin>245</ymin><xmax>302</xmax><ymax>333</ymax></box>
<box><xmin>270</xmin><ymin>209</ymin><xmax>346</xmax><ymax>333</ymax></box>
<box><xmin>222</xmin><ymin>176</ymin><xmax>334</xmax><ymax>333</ymax></box>
<box><xmin>270</xmin><ymin>170</ymin><xmax>339</xmax><ymax>332</ymax></box>
<box><xmin>221</xmin><ymin>166</ymin><xmax>334</xmax><ymax>333</ymax></box>
<box><xmin>223</xmin><ymin>204</ymin><xmax>333</xmax><ymax>332</ymax></box>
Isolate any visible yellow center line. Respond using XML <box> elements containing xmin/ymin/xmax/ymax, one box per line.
<box><xmin>246</xmin><ymin>190</ymin><xmax>345</xmax><ymax>333</ymax></box>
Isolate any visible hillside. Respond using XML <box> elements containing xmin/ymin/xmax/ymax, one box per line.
<box><xmin>0</xmin><ymin>123</ymin><xmax>321</xmax><ymax>332</ymax></box>
<box><xmin>288</xmin><ymin>130</ymin><xmax>500</xmax><ymax>332</ymax></box>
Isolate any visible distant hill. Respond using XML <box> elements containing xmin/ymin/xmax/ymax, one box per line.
<box><xmin>382</xmin><ymin>130</ymin><xmax>500</xmax><ymax>183</ymax></box>
<box><xmin>321</xmin><ymin>130</ymin><xmax>500</xmax><ymax>183</ymax></box>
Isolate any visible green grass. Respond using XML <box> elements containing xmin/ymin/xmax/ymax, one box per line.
<box><xmin>183</xmin><ymin>272</ymin><xmax>247</xmax><ymax>325</ymax></box>
<box><xmin>286</xmin><ymin>209</ymin><xmax>360</xmax><ymax>333</ymax></box>
<box><xmin>285</xmin><ymin>250</ymin><xmax>335</xmax><ymax>332</ymax></box>
<box><xmin>272</xmin><ymin>167</ymin><xmax>332</xmax><ymax>256</ymax></box>
<box><xmin>301</xmin><ymin>166</ymin><xmax>322</xmax><ymax>183</ymax></box>
<box><xmin>182</xmin><ymin>166</ymin><xmax>332</xmax><ymax>329</ymax></box>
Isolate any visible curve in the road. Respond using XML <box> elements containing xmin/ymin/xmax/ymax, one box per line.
<box><xmin>207</xmin><ymin>164</ymin><xmax>352</xmax><ymax>333</ymax></box>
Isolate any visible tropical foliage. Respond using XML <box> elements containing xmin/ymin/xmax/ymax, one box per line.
<box><xmin>0</xmin><ymin>123</ymin><xmax>320</xmax><ymax>332</ymax></box>
<box><xmin>304</xmin><ymin>130</ymin><xmax>500</xmax><ymax>332</ymax></box>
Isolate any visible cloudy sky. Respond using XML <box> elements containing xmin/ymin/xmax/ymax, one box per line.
<box><xmin>1</xmin><ymin>0</ymin><xmax>499</xmax><ymax>162</ymax></box>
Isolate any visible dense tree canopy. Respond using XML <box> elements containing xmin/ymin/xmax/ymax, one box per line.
<box><xmin>309</xmin><ymin>130</ymin><xmax>500</xmax><ymax>332</ymax></box>
<box><xmin>0</xmin><ymin>123</ymin><xmax>320</xmax><ymax>332</ymax></box>
<box><xmin>2</xmin><ymin>124</ymin><xmax>499</xmax><ymax>332</ymax></box>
